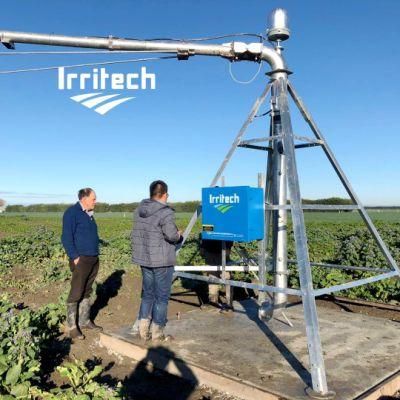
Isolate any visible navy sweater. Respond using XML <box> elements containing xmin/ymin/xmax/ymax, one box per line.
<box><xmin>61</xmin><ymin>202</ymin><xmax>99</xmax><ymax>259</ymax></box>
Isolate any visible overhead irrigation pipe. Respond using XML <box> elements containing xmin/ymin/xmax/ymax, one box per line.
<box><xmin>0</xmin><ymin>15</ymin><xmax>288</xmax><ymax>78</ymax></box>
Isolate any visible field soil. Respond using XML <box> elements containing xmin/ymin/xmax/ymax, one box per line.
<box><xmin>5</xmin><ymin>268</ymin><xmax>241</xmax><ymax>400</ymax></box>
<box><xmin>4</xmin><ymin>267</ymin><xmax>400</xmax><ymax>400</ymax></box>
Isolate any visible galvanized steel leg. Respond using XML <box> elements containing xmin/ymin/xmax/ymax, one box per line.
<box><xmin>276</xmin><ymin>78</ymin><xmax>332</xmax><ymax>396</ymax></box>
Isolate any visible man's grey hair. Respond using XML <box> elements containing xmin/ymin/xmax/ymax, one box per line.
<box><xmin>78</xmin><ymin>188</ymin><xmax>94</xmax><ymax>200</ymax></box>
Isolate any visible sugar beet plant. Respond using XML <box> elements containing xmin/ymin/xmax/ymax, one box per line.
<box><xmin>178</xmin><ymin>225</ymin><xmax>400</xmax><ymax>303</ymax></box>
<box><xmin>0</xmin><ymin>295</ymin><xmax>49</xmax><ymax>398</ymax></box>
<box><xmin>288</xmin><ymin>223</ymin><xmax>400</xmax><ymax>302</ymax></box>
<box><xmin>0</xmin><ymin>228</ymin><xmax>134</xmax><ymax>288</ymax></box>
<box><xmin>0</xmin><ymin>295</ymin><xmax>122</xmax><ymax>399</ymax></box>
<box><xmin>0</xmin><ymin>227</ymin><xmax>65</xmax><ymax>272</ymax></box>
<box><xmin>0</xmin><ymin>227</ymin><xmax>69</xmax><ymax>291</ymax></box>
<box><xmin>30</xmin><ymin>359</ymin><xmax>123</xmax><ymax>400</ymax></box>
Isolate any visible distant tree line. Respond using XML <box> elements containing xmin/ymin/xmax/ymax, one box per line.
<box><xmin>5</xmin><ymin>201</ymin><xmax>201</xmax><ymax>213</ymax></box>
<box><xmin>4</xmin><ymin>198</ymin><xmax>399</xmax><ymax>213</ymax></box>
<box><xmin>301</xmin><ymin>197</ymin><xmax>352</xmax><ymax>205</ymax></box>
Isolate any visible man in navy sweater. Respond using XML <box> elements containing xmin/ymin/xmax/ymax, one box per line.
<box><xmin>62</xmin><ymin>188</ymin><xmax>102</xmax><ymax>339</ymax></box>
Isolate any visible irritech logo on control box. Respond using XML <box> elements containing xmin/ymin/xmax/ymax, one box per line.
<box><xmin>209</xmin><ymin>193</ymin><xmax>240</xmax><ymax>214</ymax></box>
<box><xmin>57</xmin><ymin>66</ymin><xmax>156</xmax><ymax>115</ymax></box>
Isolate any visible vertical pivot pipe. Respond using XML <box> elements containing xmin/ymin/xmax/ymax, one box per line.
<box><xmin>258</xmin><ymin>83</ymin><xmax>288</xmax><ymax>320</ymax></box>
<box><xmin>258</xmin><ymin>172</ymin><xmax>268</xmax><ymax>304</ymax></box>
<box><xmin>258</xmin><ymin>6</ymin><xmax>290</xmax><ymax>320</ymax></box>
<box><xmin>271</xmin><ymin>89</ymin><xmax>288</xmax><ymax>314</ymax></box>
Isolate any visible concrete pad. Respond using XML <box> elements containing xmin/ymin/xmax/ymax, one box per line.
<box><xmin>99</xmin><ymin>299</ymin><xmax>400</xmax><ymax>400</ymax></box>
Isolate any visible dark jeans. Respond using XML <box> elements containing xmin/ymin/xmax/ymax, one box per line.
<box><xmin>67</xmin><ymin>256</ymin><xmax>99</xmax><ymax>303</ymax></box>
<box><xmin>139</xmin><ymin>266</ymin><xmax>174</xmax><ymax>327</ymax></box>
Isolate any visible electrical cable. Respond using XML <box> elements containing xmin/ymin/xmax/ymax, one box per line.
<box><xmin>255</xmin><ymin>110</ymin><xmax>272</xmax><ymax>118</ymax></box>
<box><xmin>127</xmin><ymin>32</ymin><xmax>267</xmax><ymax>42</ymax></box>
<box><xmin>0</xmin><ymin>55</ymin><xmax>176</xmax><ymax>74</ymax></box>
<box><xmin>228</xmin><ymin>60</ymin><xmax>263</xmax><ymax>84</ymax></box>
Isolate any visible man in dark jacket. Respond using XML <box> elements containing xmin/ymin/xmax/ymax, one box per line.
<box><xmin>61</xmin><ymin>188</ymin><xmax>102</xmax><ymax>340</ymax></box>
<box><xmin>132</xmin><ymin>180</ymin><xmax>182</xmax><ymax>341</ymax></box>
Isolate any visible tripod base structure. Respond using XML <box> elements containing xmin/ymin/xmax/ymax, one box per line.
<box><xmin>175</xmin><ymin>78</ymin><xmax>400</xmax><ymax>397</ymax></box>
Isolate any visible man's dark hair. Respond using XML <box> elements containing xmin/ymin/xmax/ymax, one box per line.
<box><xmin>78</xmin><ymin>188</ymin><xmax>94</xmax><ymax>200</ymax></box>
<box><xmin>150</xmin><ymin>180</ymin><xmax>168</xmax><ymax>198</ymax></box>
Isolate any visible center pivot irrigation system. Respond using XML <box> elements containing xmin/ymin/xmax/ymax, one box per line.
<box><xmin>1</xmin><ymin>8</ymin><xmax>399</xmax><ymax>398</ymax></box>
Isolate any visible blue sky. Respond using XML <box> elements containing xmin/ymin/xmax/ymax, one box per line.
<box><xmin>0</xmin><ymin>0</ymin><xmax>399</xmax><ymax>206</ymax></box>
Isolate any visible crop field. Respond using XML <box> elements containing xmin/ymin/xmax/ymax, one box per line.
<box><xmin>2</xmin><ymin>210</ymin><xmax>400</xmax><ymax>237</ymax></box>
<box><xmin>1</xmin><ymin>209</ymin><xmax>400</xmax><ymax>303</ymax></box>
<box><xmin>0</xmin><ymin>210</ymin><xmax>399</xmax><ymax>398</ymax></box>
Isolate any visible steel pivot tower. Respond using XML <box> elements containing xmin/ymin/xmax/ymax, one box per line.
<box><xmin>1</xmin><ymin>8</ymin><xmax>399</xmax><ymax>398</ymax></box>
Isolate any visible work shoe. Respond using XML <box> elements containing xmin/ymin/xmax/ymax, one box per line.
<box><xmin>66</xmin><ymin>303</ymin><xmax>85</xmax><ymax>340</ymax></box>
<box><xmin>129</xmin><ymin>318</ymin><xmax>140</xmax><ymax>338</ymax></box>
<box><xmin>78</xmin><ymin>298</ymin><xmax>103</xmax><ymax>332</ymax></box>
<box><xmin>139</xmin><ymin>319</ymin><xmax>151</xmax><ymax>341</ymax></box>
<box><xmin>151</xmin><ymin>323</ymin><xmax>172</xmax><ymax>342</ymax></box>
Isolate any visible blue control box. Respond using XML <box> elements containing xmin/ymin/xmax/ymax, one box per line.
<box><xmin>201</xmin><ymin>186</ymin><xmax>264</xmax><ymax>242</ymax></box>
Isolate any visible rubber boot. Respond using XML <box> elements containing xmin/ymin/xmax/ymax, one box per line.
<box><xmin>66</xmin><ymin>303</ymin><xmax>85</xmax><ymax>340</ymax></box>
<box><xmin>79</xmin><ymin>298</ymin><xmax>103</xmax><ymax>331</ymax></box>
<box><xmin>139</xmin><ymin>319</ymin><xmax>151</xmax><ymax>340</ymax></box>
<box><xmin>151</xmin><ymin>323</ymin><xmax>172</xmax><ymax>342</ymax></box>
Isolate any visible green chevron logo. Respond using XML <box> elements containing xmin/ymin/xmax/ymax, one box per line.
<box><xmin>209</xmin><ymin>193</ymin><xmax>239</xmax><ymax>214</ymax></box>
<box><xmin>214</xmin><ymin>204</ymin><xmax>234</xmax><ymax>214</ymax></box>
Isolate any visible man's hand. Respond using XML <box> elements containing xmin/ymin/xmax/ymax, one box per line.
<box><xmin>73</xmin><ymin>257</ymin><xmax>80</xmax><ymax>266</ymax></box>
<box><xmin>177</xmin><ymin>230</ymin><xmax>184</xmax><ymax>244</ymax></box>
